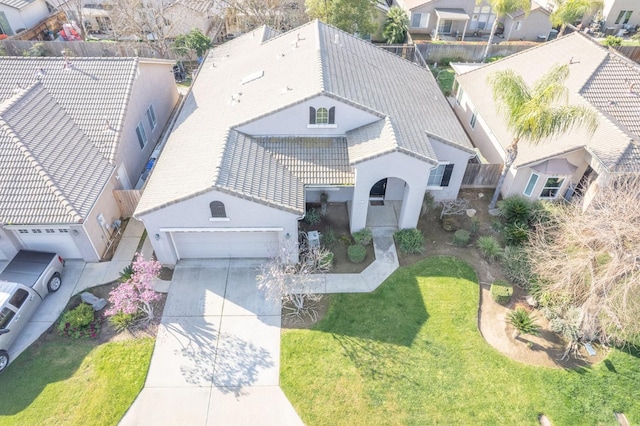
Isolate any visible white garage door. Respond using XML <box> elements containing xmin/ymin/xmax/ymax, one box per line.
<box><xmin>15</xmin><ymin>229</ymin><xmax>82</xmax><ymax>259</ymax></box>
<box><xmin>171</xmin><ymin>231</ymin><xmax>280</xmax><ymax>259</ymax></box>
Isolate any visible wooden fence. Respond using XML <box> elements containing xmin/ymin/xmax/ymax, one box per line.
<box><xmin>1</xmin><ymin>39</ymin><xmax>182</xmax><ymax>59</ymax></box>
<box><xmin>461</xmin><ymin>164</ymin><xmax>502</xmax><ymax>188</ymax></box>
<box><xmin>614</xmin><ymin>46</ymin><xmax>640</xmax><ymax>64</ymax></box>
<box><xmin>113</xmin><ymin>190</ymin><xmax>142</xmax><ymax>217</ymax></box>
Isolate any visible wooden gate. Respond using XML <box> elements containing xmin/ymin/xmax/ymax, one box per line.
<box><xmin>461</xmin><ymin>164</ymin><xmax>502</xmax><ymax>188</ymax></box>
<box><xmin>113</xmin><ymin>190</ymin><xmax>142</xmax><ymax>217</ymax></box>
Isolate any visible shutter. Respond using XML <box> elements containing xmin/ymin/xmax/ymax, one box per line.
<box><xmin>441</xmin><ymin>164</ymin><xmax>454</xmax><ymax>187</ymax></box>
<box><xmin>328</xmin><ymin>107</ymin><xmax>335</xmax><ymax>124</ymax></box>
<box><xmin>309</xmin><ymin>107</ymin><xmax>316</xmax><ymax>124</ymax></box>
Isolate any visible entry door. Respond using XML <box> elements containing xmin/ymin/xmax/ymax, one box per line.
<box><xmin>439</xmin><ymin>20</ymin><xmax>453</xmax><ymax>34</ymax></box>
<box><xmin>370</xmin><ymin>179</ymin><xmax>387</xmax><ymax>199</ymax></box>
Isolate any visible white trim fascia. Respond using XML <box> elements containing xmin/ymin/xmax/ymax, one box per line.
<box><xmin>160</xmin><ymin>227</ymin><xmax>284</xmax><ymax>233</ymax></box>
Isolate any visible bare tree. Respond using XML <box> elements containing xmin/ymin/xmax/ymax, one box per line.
<box><xmin>221</xmin><ymin>0</ymin><xmax>307</xmax><ymax>33</ymax></box>
<box><xmin>110</xmin><ymin>0</ymin><xmax>183</xmax><ymax>57</ymax></box>
<box><xmin>527</xmin><ymin>176</ymin><xmax>640</xmax><ymax>351</ymax></box>
<box><xmin>257</xmin><ymin>235</ymin><xmax>331</xmax><ymax>323</ymax></box>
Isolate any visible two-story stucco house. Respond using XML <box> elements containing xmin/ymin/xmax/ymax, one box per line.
<box><xmin>0</xmin><ymin>0</ymin><xmax>50</xmax><ymax>36</ymax></box>
<box><xmin>452</xmin><ymin>32</ymin><xmax>640</xmax><ymax>206</ymax></box>
<box><xmin>0</xmin><ymin>57</ymin><xmax>179</xmax><ymax>262</ymax></box>
<box><xmin>134</xmin><ymin>20</ymin><xmax>474</xmax><ymax>265</ymax></box>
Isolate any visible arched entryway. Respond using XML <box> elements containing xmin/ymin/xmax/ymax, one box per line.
<box><xmin>365</xmin><ymin>177</ymin><xmax>410</xmax><ymax>228</ymax></box>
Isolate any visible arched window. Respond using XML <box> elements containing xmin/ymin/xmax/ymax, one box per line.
<box><xmin>316</xmin><ymin>107</ymin><xmax>328</xmax><ymax>124</ymax></box>
<box><xmin>210</xmin><ymin>201</ymin><xmax>226</xmax><ymax>218</ymax></box>
<box><xmin>308</xmin><ymin>106</ymin><xmax>336</xmax><ymax>125</ymax></box>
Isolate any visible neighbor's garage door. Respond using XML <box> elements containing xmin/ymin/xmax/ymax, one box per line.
<box><xmin>171</xmin><ymin>231</ymin><xmax>279</xmax><ymax>259</ymax></box>
<box><xmin>15</xmin><ymin>229</ymin><xmax>82</xmax><ymax>259</ymax></box>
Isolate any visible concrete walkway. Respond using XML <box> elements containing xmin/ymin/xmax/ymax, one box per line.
<box><xmin>120</xmin><ymin>260</ymin><xmax>302</xmax><ymax>426</ymax></box>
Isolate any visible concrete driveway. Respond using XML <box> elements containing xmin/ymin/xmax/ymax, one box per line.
<box><xmin>120</xmin><ymin>259</ymin><xmax>302</xmax><ymax>426</ymax></box>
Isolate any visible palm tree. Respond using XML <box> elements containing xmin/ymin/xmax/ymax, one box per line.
<box><xmin>550</xmin><ymin>0</ymin><xmax>603</xmax><ymax>36</ymax></box>
<box><xmin>487</xmin><ymin>64</ymin><xmax>598</xmax><ymax>210</ymax></box>
<box><xmin>383</xmin><ymin>6</ymin><xmax>409</xmax><ymax>44</ymax></box>
<box><xmin>481</xmin><ymin>0</ymin><xmax>531</xmax><ymax>62</ymax></box>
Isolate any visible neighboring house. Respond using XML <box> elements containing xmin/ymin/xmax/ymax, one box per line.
<box><xmin>164</xmin><ymin>0</ymin><xmax>223</xmax><ymax>38</ymax></box>
<box><xmin>452</xmin><ymin>31</ymin><xmax>640</xmax><ymax>206</ymax></box>
<box><xmin>601</xmin><ymin>0</ymin><xmax>638</xmax><ymax>31</ymax></box>
<box><xmin>0</xmin><ymin>0</ymin><xmax>50</xmax><ymax>36</ymax></box>
<box><xmin>502</xmin><ymin>1</ymin><xmax>552</xmax><ymax>41</ymax></box>
<box><xmin>395</xmin><ymin>0</ymin><xmax>553</xmax><ymax>41</ymax></box>
<box><xmin>0</xmin><ymin>57</ymin><xmax>179</xmax><ymax>261</ymax></box>
<box><xmin>135</xmin><ymin>20</ymin><xmax>474</xmax><ymax>265</ymax></box>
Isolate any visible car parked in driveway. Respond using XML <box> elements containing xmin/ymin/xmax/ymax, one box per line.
<box><xmin>0</xmin><ymin>250</ymin><xmax>64</xmax><ymax>372</ymax></box>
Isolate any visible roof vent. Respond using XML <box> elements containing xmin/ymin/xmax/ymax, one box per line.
<box><xmin>276</xmin><ymin>53</ymin><xmax>285</xmax><ymax>59</ymax></box>
<box><xmin>334</xmin><ymin>34</ymin><xmax>339</xmax><ymax>44</ymax></box>
<box><xmin>241</xmin><ymin>70</ymin><xmax>264</xmax><ymax>85</ymax></box>
<box><xmin>280</xmin><ymin>85</ymin><xmax>293</xmax><ymax>94</ymax></box>
<box><xmin>34</xmin><ymin>68</ymin><xmax>45</xmax><ymax>79</ymax></box>
<box><xmin>61</xmin><ymin>50</ymin><xmax>73</xmax><ymax>70</ymax></box>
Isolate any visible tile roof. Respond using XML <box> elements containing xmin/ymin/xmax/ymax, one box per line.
<box><xmin>456</xmin><ymin>32</ymin><xmax>640</xmax><ymax>174</ymax></box>
<box><xmin>509</xmin><ymin>0</ymin><xmax>550</xmax><ymax>18</ymax></box>
<box><xmin>0</xmin><ymin>57</ymin><xmax>140</xmax><ymax>164</ymax></box>
<box><xmin>136</xmin><ymin>21</ymin><xmax>471</xmax><ymax>216</ymax></box>
<box><xmin>167</xmin><ymin>0</ymin><xmax>217</xmax><ymax>15</ymax></box>
<box><xmin>0</xmin><ymin>0</ymin><xmax>34</xmax><ymax>10</ymax></box>
<box><xmin>0</xmin><ymin>84</ymin><xmax>114</xmax><ymax>225</ymax></box>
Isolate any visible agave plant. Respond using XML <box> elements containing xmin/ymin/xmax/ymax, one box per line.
<box><xmin>508</xmin><ymin>307</ymin><xmax>541</xmax><ymax>337</ymax></box>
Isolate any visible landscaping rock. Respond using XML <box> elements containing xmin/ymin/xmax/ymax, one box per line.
<box><xmin>526</xmin><ymin>296</ymin><xmax>538</xmax><ymax>308</ymax></box>
<box><xmin>478</xmin><ymin>192</ymin><xmax>484</xmax><ymax>199</ymax></box>
<box><xmin>80</xmin><ymin>292</ymin><xmax>107</xmax><ymax>311</ymax></box>
<box><xmin>466</xmin><ymin>209</ymin><xmax>477</xmax><ymax>217</ymax></box>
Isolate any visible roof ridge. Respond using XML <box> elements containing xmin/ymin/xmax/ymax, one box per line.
<box><xmin>316</xmin><ymin>20</ymin><xmax>326</xmax><ymax>93</ymax></box>
<box><xmin>0</xmin><ymin>109</ymin><xmax>83</xmax><ymax>222</ymax></box>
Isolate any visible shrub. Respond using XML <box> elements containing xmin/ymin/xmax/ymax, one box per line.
<box><xmin>502</xmin><ymin>246</ymin><xmax>533</xmax><ymax>289</ymax></box>
<box><xmin>347</xmin><ymin>244</ymin><xmax>366</xmax><ymax>263</ymax></box>
<box><xmin>477</xmin><ymin>236</ymin><xmax>503</xmax><ymax>262</ymax></box>
<box><xmin>603</xmin><ymin>35</ymin><xmax>622</xmax><ymax>46</ymax></box>
<box><xmin>321</xmin><ymin>228</ymin><xmax>337</xmax><ymax>248</ymax></box>
<box><xmin>319</xmin><ymin>251</ymin><xmax>334</xmax><ymax>269</ymax></box>
<box><xmin>442</xmin><ymin>216</ymin><xmax>457</xmax><ymax>232</ymax></box>
<box><xmin>339</xmin><ymin>235</ymin><xmax>352</xmax><ymax>245</ymax></box>
<box><xmin>352</xmin><ymin>228</ymin><xmax>373</xmax><ymax>245</ymax></box>
<box><xmin>490</xmin><ymin>280</ymin><xmax>513</xmax><ymax>304</ymax></box>
<box><xmin>498</xmin><ymin>196</ymin><xmax>533</xmax><ymax>225</ymax></box>
<box><xmin>59</xmin><ymin>303</ymin><xmax>94</xmax><ymax>332</ymax></box>
<box><xmin>109</xmin><ymin>312</ymin><xmax>138</xmax><ymax>332</ymax></box>
<box><xmin>508</xmin><ymin>307</ymin><xmax>541</xmax><ymax>336</ymax></box>
<box><xmin>470</xmin><ymin>218</ymin><xmax>481</xmax><ymax>235</ymax></box>
<box><xmin>504</xmin><ymin>222</ymin><xmax>530</xmax><ymax>245</ymax></box>
<box><xmin>119</xmin><ymin>264</ymin><xmax>133</xmax><ymax>282</ymax></box>
<box><xmin>394</xmin><ymin>228</ymin><xmax>425</xmax><ymax>254</ymax></box>
<box><xmin>304</xmin><ymin>208</ymin><xmax>321</xmax><ymax>225</ymax></box>
<box><xmin>453</xmin><ymin>229</ymin><xmax>470</xmax><ymax>247</ymax></box>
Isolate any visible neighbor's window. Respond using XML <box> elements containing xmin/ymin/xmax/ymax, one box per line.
<box><xmin>540</xmin><ymin>177</ymin><xmax>564</xmax><ymax>198</ymax></box>
<box><xmin>210</xmin><ymin>201</ymin><xmax>226</xmax><ymax>218</ymax></box>
<box><xmin>428</xmin><ymin>164</ymin><xmax>454</xmax><ymax>187</ymax></box>
<box><xmin>615</xmin><ymin>10</ymin><xmax>633</xmax><ymax>25</ymax></box>
<box><xmin>515</xmin><ymin>20</ymin><xmax>522</xmax><ymax>31</ymax></box>
<box><xmin>136</xmin><ymin>121</ymin><xmax>147</xmax><ymax>148</ymax></box>
<box><xmin>411</xmin><ymin>13</ymin><xmax>429</xmax><ymax>28</ymax></box>
<box><xmin>456</xmin><ymin>86</ymin><xmax>464</xmax><ymax>105</ymax></box>
<box><xmin>470</xmin><ymin>110</ymin><xmax>478</xmax><ymax>128</ymax></box>
<box><xmin>308</xmin><ymin>106</ymin><xmax>335</xmax><ymax>125</ymax></box>
<box><xmin>523</xmin><ymin>173</ymin><xmax>539</xmax><ymax>197</ymax></box>
<box><xmin>146</xmin><ymin>105</ymin><xmax>157</xmax><ymax>130</ymax></box>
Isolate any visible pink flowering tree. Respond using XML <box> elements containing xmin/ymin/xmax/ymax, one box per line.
<box><xmin>106</xmin><ymin>253</ymin><xmax>162</xmax><ymax>323</ymax></box>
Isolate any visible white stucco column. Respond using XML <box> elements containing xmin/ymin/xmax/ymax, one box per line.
<box><xmin>397</xmin><ymin>179</ymin><xmax>429</xmax><ymax>229</ymax></box>
<box><xmin>350</xmin><ymin>183</ymin><xmax>370</xmax><ymax>233</ymax></box>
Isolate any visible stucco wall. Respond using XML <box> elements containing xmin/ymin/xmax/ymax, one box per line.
<box><xmin>603</xmin><ymin>0</ymin><xmax>640</xmax><ymax>29</ymax></box>
<box><xmin>235</xmin><ymin>95</ymin><xmax>379</xmax><ymax>136</ymax></box>
<box><xmin>137</xmin><ymin>190</ymin><xmax>299</xmax><ymax>266</ymax></box>
<box><xmin>116</xmin><ymin>62</ymin><xmax>179</xmax><ymax>185</ymax></box>
<box><xmin>406</xmin><ymin>0</ymin><xmax>472</xmax><ymax>32</ymax></box>
<box><xmin>503</xmin><ymin>10</ymin><xmax>552</xmax><ymax>41</ymax></box>
<box><xmin>165</xmin><ymin>5</ymin><xmax>211</xmax><ymax>38</ymax></box>
<box><xmin>429</xmin><ymin>139</ymin><xmax>474</xmax><ymax>200</ymax></box>
<box><xmin>0</xmin><ymin>1</ymin><xmax>48</xmax><ymax>34</ymax></box>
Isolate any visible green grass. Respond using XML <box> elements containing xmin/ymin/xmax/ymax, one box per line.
<box><xmin>281</xmin><ymin>256</ymin><xmax>640</xmax><ymax>425</ymax></box>
<box><xmin>0</xmin><ymin>338</ymin><xmax>154</xmax><ymax>425</ymax></box>
<box><xmin>429</xmin><ymin>66</ymin><xmax>455</xmax><ymax>96</ymax></box>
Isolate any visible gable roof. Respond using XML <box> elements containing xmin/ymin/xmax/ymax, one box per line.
<box><xmin>456</xmin><ymin>32</ymin><xmax>640</xmax><ymax>174</ymax></box>
<box><xmin>0</xmin><ymin>57</ymin><xmax>143</xmax><ymax>164</ymax></box>
<box><xmin>0</xmin><ymin>83</ymin><xmax>114</xmax><ymax>225</ymax></box>
<box><xmin>0</xmin><ymin>0</ymin><xmax>35</xmax><ymax>10</ymax></box>
<box><xmin>508</xmin><ymin>0</ymin><xmax>550</xmax><ymax>18</ymax></box>
<box><xmin>136</xmin><ymin>21</ymin><xmax>471</xmax><ymax>216</ymax></box>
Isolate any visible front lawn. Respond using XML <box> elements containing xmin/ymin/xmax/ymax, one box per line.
<box><xmin>281</xmin><ymin>256</ymin><xmax>640</xmax><ymax>425</ymax></box>
<box><xmin>0</xmin><ymin>338</ymin><xmax>154</xmax><ymax>425</ymax></box>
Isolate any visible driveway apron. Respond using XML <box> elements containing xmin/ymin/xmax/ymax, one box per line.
<box><xmin>120</xmin><ymin>259</ymin><xmax>302</xmax><ymax>426</ymax></box>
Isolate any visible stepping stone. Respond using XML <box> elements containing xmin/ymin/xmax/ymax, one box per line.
<box><xmin>81</xmin><ymin>292</ymin><xmax>107</xmax><ymax>311</ymax></box>
<box><xmin>539</xmin><ymin>414</ymin><xmax>552</xmax><ymax>426</ymax></box>
<box><xmin>615</xmin><ymin>413</ymin><xmax>629</xmax><ymax>426</ymax></box>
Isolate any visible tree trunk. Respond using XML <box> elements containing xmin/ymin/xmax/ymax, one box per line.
<box><xmin>482</xmin><ymin>18</ymin><xmax>500</xmax><ymax>62</ymax></box>
<box><xmin>488</xmin><ymin>137</ymin><xmax>519</xmax><ymax>210</ymax></box>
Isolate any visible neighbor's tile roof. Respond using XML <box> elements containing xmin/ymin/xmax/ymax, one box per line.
<box><xmin>0</xmin><ymin>57</ymin><xmax>139</xmax><ymax>164</ymax></box>
<box><xmin>0</xmin><ymin>0</ymin><xmax>34</xmax><ymax>10</ymax></box>
<box><xmin>136</xmin><ymin>21</ymin><xmax>472</xmax><ymax>216</ymax></box>
<box><xmin>0</xmin><ymin>84</ymin><xmax>114</xmax><ymax>224</ymax></box>
<box><xmin>456</xmin><ymin>32</ymin><xmax>640</xmax><ymax>174</ymax></box>
<box><xmin>168</xmin><ymin>0</ymin><xmax>217</xmax><ymax>15</ymax></box>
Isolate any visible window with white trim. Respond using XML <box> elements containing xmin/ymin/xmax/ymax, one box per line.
<box><xmin>411</xmin><ymin>13</ymin><xmax>429</xmax><ymax>28</ymax></box>
<box><xmin>308</xmin><ymin>106</ymin><xmax>336</xmax><ymax>126</ymax></box>
<box><xmin>615</xmin><ymin>10</ymin><xmax>633</xmax><ymax>25</ymax></box>
<box><xmin>523</xmin><ymin>173</ymin><xmax>539</xmax><ymax>197</ymax></box>
<box><xmin>428</xmin><ymin>164</ymin><xmax>454</xmax><ymax>187</ymax></box>
<box><xmin>470</xmin><ymin>110</ymin><xmax>478</xmax><ymax>128</ymax></box>
<box><xmin>456</xmin><ymin>86</ymin><xmax>464</xmax><ymax>105</ymax></box>
<box><xmin>136</xmin><ymin>121</ymin><xmax>147</xmax><ymax>149</ymax></box>
<box><xmin>146</xmin><ymin>105</ymin><xmax>157</xmax><ymax>130</ymax></box>
<box><xmin>515</xmin><ymin>20</ymin><xmax>522</xmax><ymax>31</ymax></box>
<box><xmin>210</xmin><ymin>201</ymin><xmax>226</xmax><ymax>218</ymax></box>
<box><xmin>540</xmin><ymin>177</ymin><xmax>564</xmax><ymax>198</ymax></box>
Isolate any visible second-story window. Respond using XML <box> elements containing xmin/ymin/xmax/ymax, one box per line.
<box><xmin>309</xmin><ymin>106</ymin><xmax>335</xmax><ymax>125</ymax></box>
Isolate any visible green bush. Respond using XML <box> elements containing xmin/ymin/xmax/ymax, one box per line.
<box><xmin>352</xmin><ymin>228</ymin><xmax>373</xmax><ymax>245</ymax></box>
<box><xmin>603</xmin><ymin>35</ymin><xmax>622</xmax><ymax>46</ymax></box>
<box><xmin>119</xmin><ymin>264</ymin><xmax>133</xmax><ymax>282</ymax></box>
<box><xmin>490</xmin><ymin>280</ymin><xmax>513</xmax><ymax>304</ymax></box>
<box><xmin>504</xmin><ymin>222</ymin><xmax>530</xmax><ymax>246</ymax></box>
<box><xmin>502</xmin><ymin>246</ymin><xmax>533</xmax><ymax>289</ymax></box>
<box><xmin>476</xmin><ymin>236</ymin><xmax>503</xmax><ymax>262</ymax></box>
<box><xmin>59</xmin><ymin>303</ymin><xmax>94</xmax><ymax>332</ymax></box>
<box><xmin>394</xmin><ymin>228</ymin><xmax>425</xmax><ymax>254</ymax></box>
<box><xmin>321</xmin><ymin>228</ymin><xmax>337</xmax><ymax>247</ymax></box>
<box><xmin>304</xmin><ymin>208</ymin><xmax>321</xmax><ymax>225</ymax></box>
<box><xmin>109</xmin><ymin>312</ymin><xmax>138</xmax><ymax>333</ymax></box>
<box><xmin>453</xmin><ymin>229</ymin><xmax>470</xmax><ymax>247</ymax></box>
<box><xmin>498</xmin><ymin>196</ymin><xmax>533</xmax><ymax>225</ymax></box>
<box><xmin>319</xmin><ymin>251</ymin><xmax>334</xmax><ymax>269</ymax></box>
<box><xmin>347</xmin><ymin>244</ymin><xmax>366</xmax><ymax>263</ymax></box>
<box><xmin>470</xmin><ymin>218</ymin><xmax>481</xmax><ymax>235</ymax></box>
<box><xmin>442</xmin><ymin>216</ymin><xmax>457</xmax><ymax>232</ymax></box>
<box><xmin>508</xmin><ymin>307</ymin><xmax>541</xmax><ymax>336</ymax></box>
<box><xmin>339</xmin><ymin>235</ymin><xmax>352</xmax><ymax>245</ymax></box>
